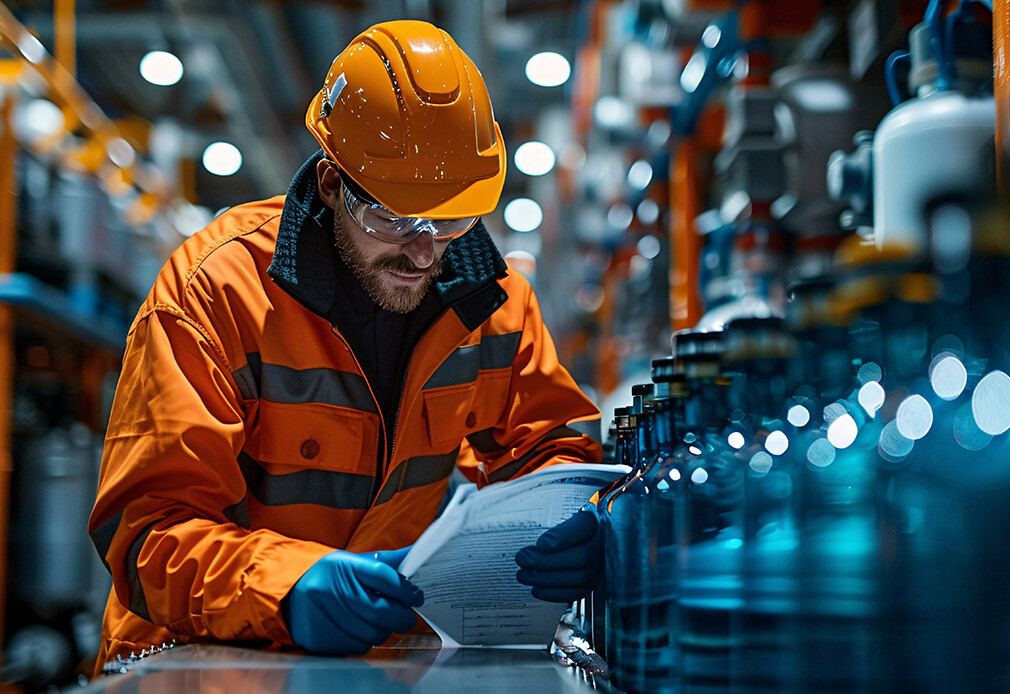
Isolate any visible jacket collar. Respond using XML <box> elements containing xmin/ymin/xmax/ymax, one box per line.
<box><xmin>267</xmin><ymin>151</ymin><xmax>509</xmax><ymax>331</ymax></box>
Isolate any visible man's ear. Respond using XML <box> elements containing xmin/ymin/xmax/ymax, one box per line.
<box><xmin>317</xmin><ymin>158</ymin><xmax>341</xmax><ymax>210</ymax></box>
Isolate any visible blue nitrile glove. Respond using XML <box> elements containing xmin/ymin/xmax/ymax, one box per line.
<box><xmin>515</xmin><ymin>508</ymin><xmax>603</xmax><ymax>603</ymax></box>
<box><xmin>284</xmin><ymin>547</ymin><xmax>424</xmax><ymax>655</ymax></box>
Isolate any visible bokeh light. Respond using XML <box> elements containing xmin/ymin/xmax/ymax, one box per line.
<box><xmin>954</xmin><ymin>402</ymin><xmax>992</xmax><ymax>451</ymax></box>
<box><xmin>879</xmin><ymin>420</ymin><xmax>914</xmax><ymax>463</ymax></box>
<box><xmin>202</xmin><ymin>142</ymin><xmax>242</xmax><ymax>176</ymax></box>
<box><xmin>525</xmin><ymin>51</ymin><xmax>571</xmax><ymax>87</ymax></box>
<box><xmin>765</xmin><ymin>430</ymin><xmax>789</xmax><ymax>456</ymax></box>
<box><xmin>504</xmin><ymin>198</ymin><xmax>543</xmax><ymax>232</ymax></box>
<box><xmin>930</xmin><ymin>354</ymin><xmax>968</xmax><ymax>401</ymax></box>
<box><xmin>750</xmin><ymin>451</ymin><xmax>773</xmax><ymax>474</ymax></box>
<box><xmin>807</xmin><ymin>438</ymin><xmax>836</xmax><ymax>468</ymax></box>
<box><xmin>140</xmin><ymin>50</ymin><xmax>184</xmax><ymax>86</ymax></box>
<box><xmin>691</xmin><ymin>467</ymin><xmax>709</xmax><ymax>484</ymax></box>
<box><xmin>787</xmin><ymin>404</ymin><xmax>811</xmax><ymax>427</ymax></box>
<box><xmin>827</xmin><ymin>413</ymin><xmax>858</xmax><ymax>449</ymax></box>
<box><xmin>514</xmin><ymin>141</ymin><xmax>556</xmax><ymax>176</ymax></box>
<box><xmin>858</xmin><ymin>381</ymin><xmax>886</xmax><ymax>417</ymax></box>
<box><xmin>972</xmin><ymin>370</ymin><xmax>1010</xmax><ymax>436</ymax></box>
<box><xmin>896</xmin><ymin>394</ymin><xmax>933</xmax><ymax>440</ymax></box>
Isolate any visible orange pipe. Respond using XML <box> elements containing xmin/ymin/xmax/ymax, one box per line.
<box><xmin>669</xmin><ymin>138</ymin><xmax>703</xmax><ymax>330</ymax></box>
<box><xmin>0</xmin><ymin>95</ymin><xmax>16</xmax><ymax>662</ymax></box>
<box><xmin>669</xmin><ymin>106</ymin><xmax>724</xmax><ymax>331</ymax></box>
<box><xmin>55</xmin><ymin>0</ymin><xmax>76</xmax><ymax>76</ymax></box>
<box><xmin>996</xmin><ymin>0</ymin><xmax>1009</xmax><ymax>189</ymax></box>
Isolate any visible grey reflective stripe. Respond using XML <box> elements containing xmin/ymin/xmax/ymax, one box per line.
<box><xmin>126</xmin><ymin>523</ymin><xmax>156</xmax><ymax>622</ymax></box>
<box><xmin>374</xmin><ymin>447</ymin><xmax>460</xmax><ymax>506</ymax></box>
<box><xmin>238</xmin><ymin>451</ymin><xmax>375</xmax><ymax>510</ymax></box>
<box><xmin>466</xmin><ymin>428</ymin><xmax>506</xmax><ymax>455</ymax></box>
<box><xmin>424</xmin><ymin>332</ymin><xmax>522</xmax><ymax>389</ymax></box>
<box><xmin>231</xmin><ymin>354</ymin><xmax>377</xmax><ymax>413</ymax></box>
<box><xmin>487</xmin><ymin>426</ymin><xmax>584</xmax><ymax>483</ymax></box>
<box><xmin>90</xmin><ymin>509</ymin><xmax>124</xmax><ymax>574</ymax></box>
<box><xmin>91</xmin><ymin>513</ymin><xmax>155</xmax><ymax>621</ymax></box>
<box><xmin>232</xmin><ymin>353</ymin><xmax>262</xmax><ymax>400</ymax></box>
<box><xmin>223</xmin><ymin>497</ymin><xmax>250</xmax><ymax>529</ymax></box>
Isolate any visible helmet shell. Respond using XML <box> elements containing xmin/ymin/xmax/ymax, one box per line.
<box><xmin>306</xmin><ymin>20</ymin><xmax>506</xmax><ymax>218</ymax></box>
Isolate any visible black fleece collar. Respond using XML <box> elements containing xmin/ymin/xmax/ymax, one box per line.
<box><xmin>267</xmin><ymin>151</ymin><xmax>510</xmax><ymax>332</ymax></box>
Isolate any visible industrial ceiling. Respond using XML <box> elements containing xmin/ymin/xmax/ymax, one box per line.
<box><xmin>5</xmin><ymin>0</ymin><xmax>581</xmax><ymax>212</ymax></box>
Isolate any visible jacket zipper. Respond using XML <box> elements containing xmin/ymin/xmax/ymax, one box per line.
<box><xmin>386</xmin><ymin>352</ymin><xmax>411</xmax><ymax>477</ymax></box>
<box><xmin>383</xmin><ymin>305</ymin><xmax>454</xmax><ymax>491</ymax></box>
<box><xmin>330</xmin><ymin>296</ymin><xmax>493</xmax><ymax>505</ymax></box>
<box><xmin>328</xmin><ymin>325</ymin><xmax>389</xmax><ymax>497</ymax></box>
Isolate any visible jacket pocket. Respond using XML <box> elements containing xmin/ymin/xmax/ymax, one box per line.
<box><xmin>422</xmin><ymin>373</ymin><xmax>510</xmax><ymax>449</ymax></box>
<box><xmin>252</xmin><ymin>400</ymin><xmax>367</xmax><ymax>474</ymax></box>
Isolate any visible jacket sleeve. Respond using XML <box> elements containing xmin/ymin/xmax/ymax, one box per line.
<box><xmin>466</xmin><ymin>279</ymin><xmax>603</xmax><ymax>486</ymax></box>
<box><xmin>88</xmin><ymin>307</ymin><xmax>333</xmax><ymax>644</ymax></box>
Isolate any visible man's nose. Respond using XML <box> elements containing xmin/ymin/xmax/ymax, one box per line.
<box><xmin>401</xmin><ymin>229</ymin><xmax>436</xmax><ymax>269</ymax></box>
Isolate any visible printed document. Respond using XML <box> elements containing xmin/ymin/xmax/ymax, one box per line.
<box><xmin>397</xmin><ymin>463</ymin><xmax>628</xmax><ymax>648</ymax></box>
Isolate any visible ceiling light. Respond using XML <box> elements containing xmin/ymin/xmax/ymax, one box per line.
<box><xmin>17</xmin><ymin>32</ymin><xmax>46</xmax><ymax>64</ymax></box>
<box><xmin>789</xmin><ymin>80</ymin><xmax>852</xmax><ymax>112</ymax></box>
<box><xmin>504</xmin><ymin>198</ymin><xmax>543</xmax><ymax>233</ymax></box>
<box><xmin>14</xmin><ymin>99</ymin><xmax>64</xmax><ymax>144</ymax></box>
<box><xmin>680</xmin><ymin>52</ymin><xmax>707</xmax><ymax>93</ymax></box>
<box><xmin>525</xmin><ymin>52</ymin><xmax>571</xmax><ymax>87</ymax></box>
<box><xmin>202</xmin><ymin>141</ymin><xmax>242</xmax><ymax>176</ymax></box>
<box><xmin>514</xmin><ymin>141</ymin><xmax>556</xmax><ymax>177</ymax></box>
<box><xmin>702</xmin><ymin>25</ymin><xmax>723</xmax><ymax>48</ymax></box>
<box><xmin>593</xmin><ymin>96</ymin><xmax>634</xmax><ymax>129</ymax></box>
<box><xmin>607</xmin><ymin>202</ymin><xmax>634</xmax><ymax>230</ymax></box>
<box><xmin>140</xmin><ymin>50</ymin><xmax>184</xmax><ymax>87</ymax></box>
<box><xmin>106</xmin><ymin>137</ymin><xmax>135</xmax><ymax>168</ymax></box>
<box><xmin>637</xmin><ymin>235</ymin><xmax>661</xmax><ymax>259</ymax></box>
<box><xmin>627</xmin><ymin>160</ymin><xmax>653</xmax><ymax>189</ymax></box>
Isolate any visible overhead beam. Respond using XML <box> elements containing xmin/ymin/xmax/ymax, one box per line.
<box><xmin>22</xmin><ymin>11</ymin><xmax>301</xmax><ymax>197</ymax></box>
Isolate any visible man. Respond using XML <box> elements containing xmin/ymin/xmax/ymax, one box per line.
<box><xmin>89</xmin><ymin>19</ymin><xmax>603</xmax><ymax>669</ymax></box>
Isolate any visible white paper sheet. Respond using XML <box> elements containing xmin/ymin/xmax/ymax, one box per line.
<box><xmin>397</xmin><ymin>463</ymin><xmax>628</xmax><ymax>648</ymax></box>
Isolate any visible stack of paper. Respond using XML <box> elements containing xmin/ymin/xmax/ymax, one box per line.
<box><xmin>397</xmin><ymin>463</ymin><xmax>628</xmax><ymax>648</ymax></box>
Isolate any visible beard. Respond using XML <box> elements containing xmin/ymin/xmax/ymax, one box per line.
<box><xmin>333</xmin><ymin>216</ymin><xmax>442</xmax><ymax>314</ymax></box>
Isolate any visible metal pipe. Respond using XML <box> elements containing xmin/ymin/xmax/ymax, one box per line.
<box><xmin>669</xmin><ymin>138</ymin><xmax>702</xmax><ymax>331</ymax></box>
<box><xmin>0</xmin><ymin>90</ymin><xmax>18</xmax><ymax>660</ymax></box>
<box><xmin>996</xmin><ymin>0</ymin><xmax>1008</xmax><ymax>188</ymax></box>
<box><xmin>55</xmin><ymin>0</ymin><xmax>74</xmax><ymax>76</ymax></box>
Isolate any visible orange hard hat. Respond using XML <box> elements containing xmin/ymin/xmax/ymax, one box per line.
<box><xmin>306</xmin><ymin>20</ymin><xmax>507</xmax><ymax>219</ymax></box>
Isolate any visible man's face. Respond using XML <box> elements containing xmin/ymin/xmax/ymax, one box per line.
<box><xmin>333</xmin><ymin>187</ymin><xmax>452</xmax><ymax>313</ymax></box>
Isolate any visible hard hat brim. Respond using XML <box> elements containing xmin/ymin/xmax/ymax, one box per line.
<box><xmin>342</xmin><ymin>123</ymin><xmax>506</xmax><ymax>220</ymax></box>
<box><xmin>308</xmin><ymin>86</ymin><xmax>506</xmax><ymax>219</ymax></box>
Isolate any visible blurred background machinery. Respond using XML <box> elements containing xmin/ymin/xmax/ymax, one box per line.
<box><xmin>0</xmin><ymin>0</ymin><xmax>1004</xmax><ymax>691</ymax></box>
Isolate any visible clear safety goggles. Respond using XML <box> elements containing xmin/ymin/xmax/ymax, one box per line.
<box><xmin>341</xmin><ymin>178</ymin><xmax>478</xmax><ymax>245</ymax></box>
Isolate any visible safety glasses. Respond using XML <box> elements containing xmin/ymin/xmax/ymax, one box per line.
<box><xmin>341</xmin><ymin>178</ymin><xmax>478</xmax><ymax>245</ymax></box>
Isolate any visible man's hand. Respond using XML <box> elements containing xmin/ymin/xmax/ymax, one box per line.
<box><xmin>285</xmin><ymin>547</ymin><xmax>424</xmax><ymax>655</ymax></box>
<box><xmin>515</xmin><ymin>509</ymin><xmax>603</xmax><ymax>603</ymax></box>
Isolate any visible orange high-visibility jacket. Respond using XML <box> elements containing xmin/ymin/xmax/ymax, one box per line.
<box><xmin>88</xmin><ymin>153</ymin><xmax>602</xmax><ymax>670</ymax></box>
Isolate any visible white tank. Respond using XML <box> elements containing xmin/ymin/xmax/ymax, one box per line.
<box><xmin>872</xmin><ymin>90</ymin><xmax>995</xmax><ymax>252</ymax></box>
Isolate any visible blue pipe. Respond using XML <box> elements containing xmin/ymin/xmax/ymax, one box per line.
<box><xmin>885</xmin><ymin>50</ymin><xmax>911</xmax><ymax>106</ymax></box>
